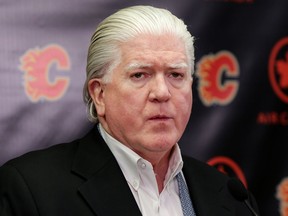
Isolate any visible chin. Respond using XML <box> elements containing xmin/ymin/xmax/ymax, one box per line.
<box><xmin>147</xmin><ymin>138</ymin><xmax>176</xmax><ymax>151</ymax></box>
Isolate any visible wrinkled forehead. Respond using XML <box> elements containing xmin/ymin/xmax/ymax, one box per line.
<box><xmin>118</xmin><ymin>34</ymin><xmax>190</xmax><ymax>68</ymax></box>
<box><xmin>121</xmin><ymin>33</ymin><xmax>186</xmax><ymax>52</ymax></box>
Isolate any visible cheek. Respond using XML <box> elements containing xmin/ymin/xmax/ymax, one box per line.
<box><xmin>105</xmin><ymin>87</ymin><xmax>144</xmax><ymax>119</ymax></box>
<box><xmin>177</xmin><ymin>86</ymin><xmax>192</xmax><ymax>105</ymax></box>
<box><xmin>186</xmin><ymin>93</ymin><xmax>193</xmax><ymax>116</ymax></box>
<box><xmin>176</xmin><ymin>90</ymin><xmax>193</xmax><ymax>122</ymax></box>
<box><xmin>187</xmin><ymin>91</ymin><xmax>193</xmax><ymax>110</ymax></box>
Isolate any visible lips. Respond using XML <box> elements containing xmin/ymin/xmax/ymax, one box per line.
<box><xmin>149</xmin><ymin>115</ymin><xmax>172</xmax><ymax>120</ymax></box>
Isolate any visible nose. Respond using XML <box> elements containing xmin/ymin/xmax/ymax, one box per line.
<box><xmin>149</xmin><ymin>75</ymin><xmax>171</xmax><ymax>102</ymax></box>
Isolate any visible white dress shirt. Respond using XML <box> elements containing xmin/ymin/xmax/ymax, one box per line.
<box><xmin>98</xmin><ymin>124</ymin><xmax>185</xmax><ymax>216</ymax></box>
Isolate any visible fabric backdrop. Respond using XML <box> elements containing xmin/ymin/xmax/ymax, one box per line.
<box><xmin>1</xmin><ymin>0</ymin><xmax>287</xmax><ymax>215</ymax></box>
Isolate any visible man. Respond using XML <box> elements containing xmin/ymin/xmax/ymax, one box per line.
<box><xmin>0</xmin><ymin>5</ymin><xmax>259</xmax><ymax>216</ymax></box>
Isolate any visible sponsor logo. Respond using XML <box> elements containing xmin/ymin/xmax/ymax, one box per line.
<box><xmin>269</xmin><ymin>37</ymin><xmax>288</xmax><ymax>104</ymax></box>
<box><xmin>207</xmin><ymin>156</ymin><xmax>247</xmax><ymax>187</ymax></box>
<box><xmin>276</xmin><ymin>178</ymin><xmax>288</xmax><ymax>216</ymax></box>
<box><xmin>196</xmin><ymin>51</ymin><xmax>239</xmax><ymax>106</ymax></box>
<box><xmin>19</xmin><ymin>44</ymin><xmax>70</xmax><ymax>102</ymax></box>
<box><xmin>258</xmin><ymin>37</ymin><xmax>288</xmax><ymax>126</ymax></box>
<box><xmin>257</xmin><ymin>111</ymin><xmax>288</xmax><ymax>126</ymax></box>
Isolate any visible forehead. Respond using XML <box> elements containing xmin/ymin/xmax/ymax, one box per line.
<box><xmin>118</xmin><ymin>34</ymin><xmax>188</xmax><ymax>69</ymax></box>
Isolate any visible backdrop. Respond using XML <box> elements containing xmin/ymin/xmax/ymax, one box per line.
<box><xmin>1</xmin><ymin>0</ymin><xmax>287</xmax><ymax>215</ymax></box>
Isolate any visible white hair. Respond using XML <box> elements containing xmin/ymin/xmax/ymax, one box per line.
<box><xmin>83</xmin><ymin>5</ymin><xmax>195</xmax><ymax>122</ymax></box>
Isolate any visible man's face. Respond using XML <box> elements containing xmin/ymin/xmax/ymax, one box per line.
<box><xmin>91</xmin><ymin>34</ymin><xmax>192</xmax><ymax>161</ymax></box>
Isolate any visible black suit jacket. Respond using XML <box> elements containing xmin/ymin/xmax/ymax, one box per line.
<box><xmin>0</xmin><ymin>126</ymin><xmax>259</xmax><ymax>215</ymax></box>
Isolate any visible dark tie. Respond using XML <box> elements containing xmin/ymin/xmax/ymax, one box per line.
<box><xmin>176</xmin><ymin>173</ymin><xmax>196</xmax><ymax>216</ymax></box>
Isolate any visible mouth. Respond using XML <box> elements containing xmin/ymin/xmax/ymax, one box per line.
<box><xmin>149</xmin><ymin>115</ymin><xmax>172</xmax><ymax>121</ymax></box>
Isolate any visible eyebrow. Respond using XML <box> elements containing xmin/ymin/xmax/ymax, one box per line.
<box><xmin>124</xmin><ymin>62</ymin><xmax>188</xmax><ymax>72</ymax></box>
<box><xmin>167</xmin><ymin>62</ymin><xmax>188</xmax><ymax>69</ymax></box>
<box><xmin>124</xmin><ymin>62</ymin><xmax>152</xmax><ymax>72</ymax></box>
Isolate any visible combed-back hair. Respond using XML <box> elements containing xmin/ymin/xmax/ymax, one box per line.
<box><xmin>83</xmin><ymin>5</ymin><xmax>195</xmax><ymax>122</ymax></box>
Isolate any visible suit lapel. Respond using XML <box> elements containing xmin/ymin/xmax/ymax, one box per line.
<box><xmin>71</xmin><ymin>127</ymin><xmax>141</xmax><ymax>216</ymax></box>
<box><xmin>182</xmin><ymin>157</ymin><xmax>235</xmax><ymax>216</ymax></box>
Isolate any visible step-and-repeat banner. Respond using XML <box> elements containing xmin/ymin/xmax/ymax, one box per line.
<box><xmin>0</xmin><ymin>0</ymin><xmax>287</xmax><ymax>215</ymax></box>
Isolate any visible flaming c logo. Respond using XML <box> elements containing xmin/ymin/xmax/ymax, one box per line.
<box><xmin>19</xmin><ymin>44</ymin><xmax>70</xmax><ymax>102</ymax></box>
<box><xmin>269</xmin><ymin>37</ymin><xmax>288</xmax><ymax>103</ymax></box>
<box><xmin>196</xmin><ymin>51</ymin><xmax>239</xmax><ymax>106</ymax></box>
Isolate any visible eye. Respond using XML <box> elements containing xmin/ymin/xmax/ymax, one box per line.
<box><xmin>129</xmin><ymin>72</ymin><xmax>151</xmax><ymax>87</ymax></box>
<box><xmin>132</xmin><ymin>72</ymin><xmax>144</xmax><ymax>79</ymax></box>
<box><xmin>130</xmin><ymin>72</ymin><xmax>151</xmax><ymax>81</ymax></box>
<box><xmin>169</xmin><ymin>72</ymin><xmax>184</xmax><ymax>79</ymax></box>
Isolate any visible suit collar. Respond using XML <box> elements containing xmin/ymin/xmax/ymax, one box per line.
<box><xmin>71</xmin><ymin>126</ymin><xmax>142</xmax><ymax>216</ymax></box>
<box><xmin>71</xmin><ymin>126</ymin><xmax>112</xmax><ymax>179</ymax></box>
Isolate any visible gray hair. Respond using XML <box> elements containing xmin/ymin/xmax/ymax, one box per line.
<box><xmin>83</xmin><ymin>5</ymin><xmax>195</xmax><ymax>122</ymax></box>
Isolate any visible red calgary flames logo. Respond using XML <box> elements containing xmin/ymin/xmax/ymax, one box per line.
<box><xmin>19</xmin><ymin>44</ymin><xmax>70</xmax><ymax>102</ymax></box>
<box><xmin>269</xmin><ymin>37</ymin><xmax>288</xmax><ymax>103</ymax></box>
<box><xmin>196</xmin><ymin>51</ymin><xmax>239</xmax><ymax>106</ymax></box>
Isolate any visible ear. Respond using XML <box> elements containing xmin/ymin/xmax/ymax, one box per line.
<box><xmin>88</xmin><ymin>78</ymin><xmax>106</xmax><ymax>117</ymax></box>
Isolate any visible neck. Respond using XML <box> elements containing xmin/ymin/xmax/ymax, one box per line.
<box><xmin>151</xmin><ymin>149</ymin><xmax>173</xmax><ymax>193</ymax></box>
